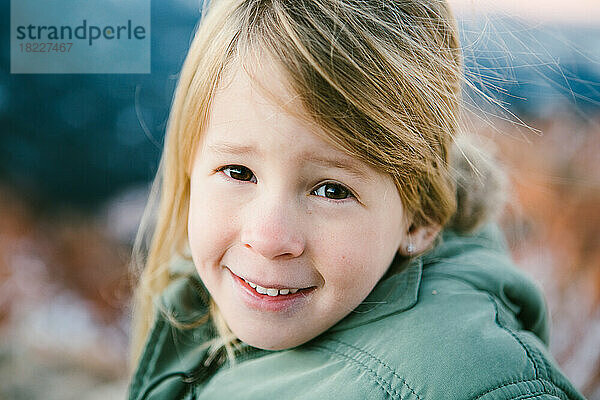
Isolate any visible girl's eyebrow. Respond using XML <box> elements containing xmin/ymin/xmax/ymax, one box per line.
<box><xmin>206</xmin><ymin>142</ymin><xmax>255</xmax><ymax>156</ymax></box>
<box><xmin>206</xmin><ymin>141</ymin><xmax>371</xmax><ymax>182</ymax></box>
<box><xmin>303</xmin><ymin>154</ymin><xmax>371</xmax><ymax>183</ymax></box>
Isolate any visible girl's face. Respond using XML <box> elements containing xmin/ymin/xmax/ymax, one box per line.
<box><xmin>188</xmin><ymin>60</ymin><xmax>409</xmax><ymax>350</ymax></box>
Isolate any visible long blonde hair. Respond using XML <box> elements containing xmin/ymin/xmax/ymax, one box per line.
<box><xmin>129</xmin><ymin>0</ymin><xmax>503</xmax><ymax>370</ymax></box>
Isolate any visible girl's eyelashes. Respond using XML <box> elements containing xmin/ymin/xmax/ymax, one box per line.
<box><xmin>311</xmin><ymin>182</ymin><xmax>355</xmax><ymax>201</ymax></box>
<box><xmin>217</xmin><ymin>165</ymin><xmax>257</xmax><ymax>183</ymax></box>
<box><xmin>216</xmin><ymin>166</ymin><xmax>355</xmax><ymax>202</ymax></box>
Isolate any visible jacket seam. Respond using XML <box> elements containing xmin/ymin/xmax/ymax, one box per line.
<box><xmin>473</xmin><ymin>378</ymin><xmax>569</xmax><ymax>400</ymax></box>
<box><xmin>474</xmin><ymin>292</ymin><xmax>568</xmax><ymax>399</ymax></box>
<box><xmin>423</xmin><ymin>273</ymin><xmax>543</xmax><ymax>381</ymax></box>
<box><xmin>314</xmin><ymin>338</ymin><xmax>422</xmax><ymax>400</ymax></box>
<box><xmin>422</xmin><ymin>274</ymin><xmax>579</xmax><ymax>399</ymax></box>
<box><xmin>308</xmin><ymin>344</ymin><xmax>409</xmax><ymax>399</ymax></box>
<box><xmin>516</xmin><ymin>394</ymin><xmax>559</xmax><ymax>400</ymax></box>
<box><xmin>485</xmin><ymin>293</ymin><xmax>540</xmax><ymax>379</ymax></box>
<box><xmin>484</xmin><ymin>292</ymin><xmax>556</xmax><ymax>385</ymax></box>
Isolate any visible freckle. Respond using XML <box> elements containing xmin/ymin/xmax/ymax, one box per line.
<box><xmin>432</xmin><ymin>290</ymin><xmax>438</xmax><ymax>295</ymax></box>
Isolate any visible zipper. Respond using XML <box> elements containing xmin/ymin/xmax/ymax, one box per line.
<box><xmin>136</xmin><ymin>347</ymin><xmax>225</xmax><ymax>400</ymax></box>
<box><xmin>135</xmin><ymin>341</ymin><xmax>270</xmax><ymax>399</ymax></box>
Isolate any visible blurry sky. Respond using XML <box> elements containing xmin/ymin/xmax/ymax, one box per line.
<box><xmin>449</xmin><ymin>0</ymin><xmax>600</xmax><ymax>25</ymax></box>
<box><xmin>174</xmin><ymin>0</ymin><xmax>600</xmax><ymax>26</ymax></box>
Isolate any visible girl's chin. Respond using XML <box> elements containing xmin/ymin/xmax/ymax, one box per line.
<box><xmin>228</xmin><ymin>322</ymin><xmax>314</xmax><ymax>351</ymax></box>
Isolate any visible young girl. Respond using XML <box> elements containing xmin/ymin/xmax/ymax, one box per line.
<box><xmin>127</xmin><ymin>0</ymin><xmax>585</xmax><ymax>398</ymax></box>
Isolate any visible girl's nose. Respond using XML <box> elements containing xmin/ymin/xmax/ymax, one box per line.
<box><xmin>240</xmin><ymin>201</ymin><xmax>305</xmax><ymax>260</ymax></box>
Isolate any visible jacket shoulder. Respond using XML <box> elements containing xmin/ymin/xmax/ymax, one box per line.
<box><xmin>316</xmin><ymin>274</ymin><xmax>583</xmax><ymax>400</ymax></box>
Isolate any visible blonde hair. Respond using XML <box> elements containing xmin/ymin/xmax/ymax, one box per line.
<box><xmin>129</xmin><ymin>0</ymin><xmax>503</xmax><ymax>371</ymax></box>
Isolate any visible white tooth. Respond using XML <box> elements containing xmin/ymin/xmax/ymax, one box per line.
<box><xmin>279</xmin><ymin>289</ymin><xmax>290</xmax><ymax>295</ymax></box>
<box><xmin>248</xmin><ymin>281</ymin><xmax>257</xmax><ymax>289</ymax></box>
<box><xmin>266</xmin><ymin>288</ymin><xmax>279</xmax><ymax>296</ymax></box>
<box><xmin>256</xmin><ymin>285</ymin><xmax>267</xmax><ymax>294</ymax></box>
<box><xmin>289</xmin><ymin>288</ymin><xmax>299</xmax><ymax>294</ymax></box>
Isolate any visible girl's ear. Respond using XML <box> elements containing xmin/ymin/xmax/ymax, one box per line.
<box><xmin>398</xmin><ymin>223</ymin><xmax>442</xmax><ymax>257</ymax></box>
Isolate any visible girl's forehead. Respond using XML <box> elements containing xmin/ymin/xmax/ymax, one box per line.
<box><xmin>216</xmin><ymin>54</ymin><xmax>300</xmax><ymax>112</ymax></box>
<box><xmin>206</xmin><ymin>75</ymin><xmax>328</xmax><ymax>154</ymax></box>
<box><xmin>208</xmin><ymin>58</ymin><xmax>322</xmax><ymax>144</ymax></box>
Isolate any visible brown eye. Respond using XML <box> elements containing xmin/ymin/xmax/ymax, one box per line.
<box><xmin>313</xmin><ymin>182</ymin><xmax>352</xmax><ymax>200</ymax></box>
<box><xmin>221</xmin><ymin>165</ymin><xmax>256</xmax><ymax>183</ymax></box>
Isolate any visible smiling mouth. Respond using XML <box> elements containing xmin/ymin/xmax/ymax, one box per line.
<box><xmin>226</xmin><ymin>267</ymin><xmax>314</xmax><ymax>298</ymax></box>
<box><xmin>242</xmin><ymin>278</ymin><xmax>300</xmax><ymax>297</ymax></box>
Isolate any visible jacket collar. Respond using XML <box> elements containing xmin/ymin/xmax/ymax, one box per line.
<box><xmin>328</xmin><ymin>224</ymin><xmax>549</xmax><ymax>345</ymax></box>
<box><xmin>326</xmin><ymin>223</ymin><xmax>509</xmax><ymax>333</ymax></box>
<box><xmin>327</xmin><ymin>256</ymin><xmax>422</xmax><ymax>333</ymax></box>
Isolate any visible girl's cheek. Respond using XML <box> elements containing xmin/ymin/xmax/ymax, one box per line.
<box><xmin>315</xmin><ymin>217</ymin><xmax>376</xmax><ymax>275</ymax></box>
<box><xmin>188</xmin><ymin>181</ymin><xmax>241</xmax><ymax>260</ymax></box>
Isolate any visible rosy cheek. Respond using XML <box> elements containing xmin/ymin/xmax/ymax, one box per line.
<box><xmin>323</xmin><ymin>221</ymin><xmax>388</xmax><ymax>290</ymax></box>
<box><xmin>189</xmin><ymin>191</ymin><xmax>235</xmax><ymax>265</ymax></box>
<box><xmin>317</xmin><ymin>240</ymin><xmax>367</xmax><ymax>289</ymax></box>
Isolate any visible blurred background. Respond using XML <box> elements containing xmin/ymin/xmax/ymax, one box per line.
<box><xmin>0</xmin><ymin>0</ymin><xmax>598</xmax><ymax>398</ymax></box>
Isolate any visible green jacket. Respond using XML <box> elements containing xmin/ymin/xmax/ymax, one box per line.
<box><xmin>128</xmin><ymin>225</ymin><xmax>586</xmax><ymax>399</ymax></box>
